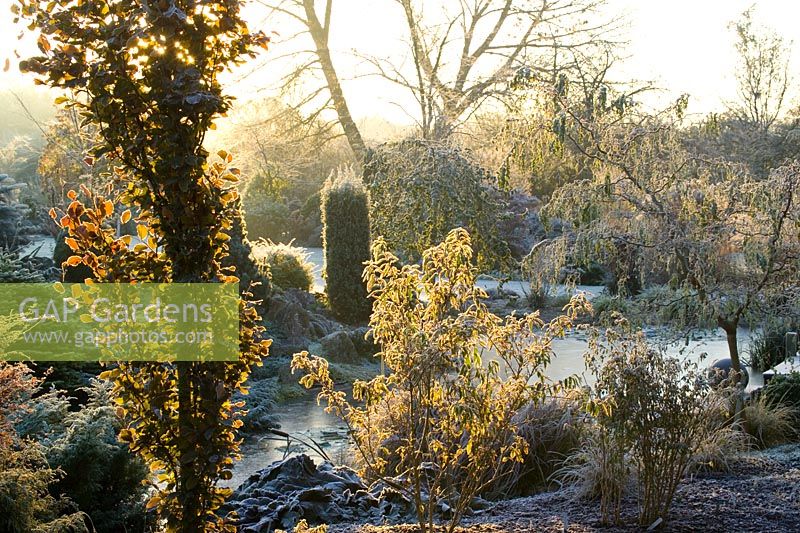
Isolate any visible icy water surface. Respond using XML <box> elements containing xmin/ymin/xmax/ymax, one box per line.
<box><xmin>22</xmin><ymin>239</ymin><xmax>757</xmax><ymax>488</ymax></box>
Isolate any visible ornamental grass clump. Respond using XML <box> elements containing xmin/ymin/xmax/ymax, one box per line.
<box><xmin>293</xmin><ymin>228</ymin><xmax>590</xmax><ymax>533</ymax></box>
<box><xmin>252</xmin><ymin>240</ymin><xmax>314</xmax><ymax>292</ymax></box>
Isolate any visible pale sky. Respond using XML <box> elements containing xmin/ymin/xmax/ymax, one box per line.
<box><xmin>1</xmin><ymin>0</ymin><xmax>799</xmax><ymax>129</ymax></box>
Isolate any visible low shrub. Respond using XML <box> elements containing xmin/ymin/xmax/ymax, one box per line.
<box><xmin>0</xmin><ymin>444</ymin><xmax>88</xmax><ymax>533</ymax></box>
<box><xmin>582</xmin><ymin>322</ymin><xmax>720</xmax><ymax>527</ymax></box>
<box><xmin>253</xmin><ymin>240</ymin><xmax>314</xmax><ymax>291</ymax></box>
<box><xmin>16</xmin><ymin>381</ymin><xmax>149</xmax><ymax>533</ymax></box>
<box><xmin>764</xmin><ymin>372</ymin><xmax>800</xmax><ymax>410</ymax></box>
<box><xmin>27</xmin><ymin>363</ymin><xmax>102</xmax><ymax>407</ymax></box>
<box><xmin>243</xmin><ymin>198</ymin><xmax>293</xmax><ymax>242</ymax></box>
<box><xmin>590</xmin><ymin>294</ymin><xmax>631</xmax><ymax>321</ymax></box>
<box><xmin>12</xmin><ymin>389</ymin><xmax>70</xmax><ymax>442</ymax></box>
<box><xmin>0</xmin><ymin>250</ymin><xmax>46</xmax><ymax>283</ymax></box>
<box><xmin>293</xmin><ymin>229</ymin><xmax>591</xmax><ymax>532</ymax></box>
<box><xmin>0</xmin><ymin>358</ymin><xmax>87</xmax><ymax>533</ymax></box>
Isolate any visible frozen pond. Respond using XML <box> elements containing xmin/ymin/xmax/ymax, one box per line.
<box><xmin>19</xmin><ymin>235</ymin><xmax>56</xmax><ymax>258</ymax></box>
<box><xmin>23</xmin><ymin>240</ymin><xmax>594</xmax><ymax>302</ymax></box>
<box><xmin>304</xmin><ymin>247</ymin><xmax>325</xmax><ymax>292</ymax></box>
<box><xmin>21</xmin><ymin>238</ymin><xmax>760</xmax><ymax>488</ymax></box>
<box><xmin>300</xmin><ymin>247</ymin><xmax>605</xmax><ymax>299</ymax></box>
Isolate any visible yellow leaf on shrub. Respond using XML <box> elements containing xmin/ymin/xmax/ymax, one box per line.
<box><xmin>145</xmin><ymin>496</ymin><xmax>161</xmax><ymax>509</ymax></box>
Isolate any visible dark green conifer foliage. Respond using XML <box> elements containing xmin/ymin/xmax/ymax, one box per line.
<box><xmin>321</xmin><ymin>168</ymin><xmax>371</xmax><ymax>323</ymax></box>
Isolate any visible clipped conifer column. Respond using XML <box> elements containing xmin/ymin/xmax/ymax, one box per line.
<box><xmin>320</xmin><ymin>167</ymin><xmax>371</xmax><ymax>323</ymax></box>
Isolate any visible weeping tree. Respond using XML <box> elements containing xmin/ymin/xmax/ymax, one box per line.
<box><xmin>540</xmin><ymin>96</ymin><xmax>800</xmax><ymax>378</ymax></box>
<box><xmin>364</xmin><ymin>139</ymin><xmax>511</xmax><ymax>271</ymax></box>
<box><xmin>15</xmin><ymin>1</ymin><xmax>271</xmax><ymax>530</ymax></box>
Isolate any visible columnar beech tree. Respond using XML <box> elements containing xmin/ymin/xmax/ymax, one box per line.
<box><xmin>15</xmin><ymin>1</ymin><xmax>271</xmax><ymax>530</ymax></box>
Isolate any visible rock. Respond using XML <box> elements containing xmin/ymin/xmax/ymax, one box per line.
<box><xmin>235</xmin><ymin>378</ymin><xmax>279</xmax><ymax>433</ymax></box>
<box><xmin>349</xmin><ymin>326</ymin><xmax>378</xmax><ymax>358</ymax></box>
<box><xmin>266</xmin><ymin>289</ymin><xmax>337</xmax><ymax>342</ymax></box>
<box><xmin>708</xmin><ymin>358</ymin><xmax>750</xmax><ymax>388</ymax></box>
<box><xmin>493</xmin><ymin>189</ymin><xmax>546</xmax><ymax>260</ymax></box>
<box><xmin>486</xmin><ymin>298</ymin><xmax>512</xmax><ymax>314</ymax></box>
<box><xmin>222</xmin><ymin>454</ymin><xmax>414</xmax><ymax>531</ymax></box>
<box><xmin>485</xmin><ymin>286</ymin><xmax>520</xmax><ymax>300</ymax></box>
<box><xmin>267</xmin><ymin>337</ymin><xmax>311</xmax><ymax>359</ymax></box>
<box><xmin>318</xmin><ymin>331</ymin><xmax>360</xmax><ymax>364</ymax></box>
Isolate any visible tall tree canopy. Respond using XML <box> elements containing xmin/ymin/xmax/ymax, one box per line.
<box><xmin>257</xmin><ymin>0</ymin><xmax>367</xmax><ymax>161</ymax></box>
<box><xmin>368</xmin><ymin>0</ymin><xmax>619</xmax><ymax>140</ymax></box>
<box><xmin>728</xmin><ymin>7</ymin><xmax>793</xmax><ymax>132</ymax></box>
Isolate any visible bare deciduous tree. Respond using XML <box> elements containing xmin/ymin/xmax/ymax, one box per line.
<box><xmin>255</xmin><ymin>0</ymin><xmax>367</xmax><ymax>161</ymax></box>
<box><xmin>729</xmin><ymin>7</ymin><xmax>793</xmax><ymax>132</ymax></box>
<box><xmin>367</xmin><ymin>0</ymin><xmax>620</xmax><ymax>139</ymax></box>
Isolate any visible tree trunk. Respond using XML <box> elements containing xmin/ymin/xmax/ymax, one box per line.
<box><xmin>303</xmin><ymin>0</ymin><xmax>367</xmax><ymax>163</ymax></box>
<box><xmin>719</xmin><ymin>317</ymin><xmax>744</xmax><ymax>418</ymax></box>
<box><xmin>166</xmin><ymin>192</ymin><xmax>216</xmax><ymax>530</ymax></box>
<box><xmin>177</xmin><ymin>361</ymin><xmax>202</xmax><ymax>531</ymax></box>
<box><xmin>719</xmin><ymin>318</ymin><xmax>741</xmax><ymax>373</ymax></box>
